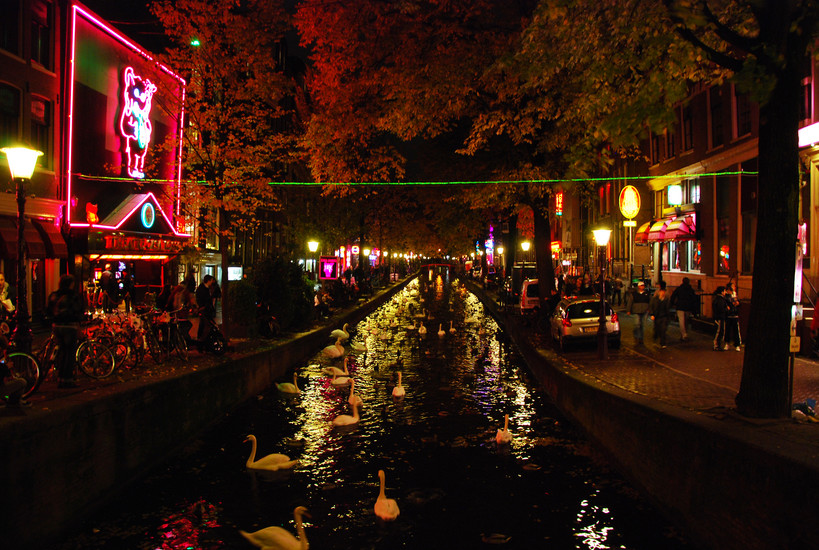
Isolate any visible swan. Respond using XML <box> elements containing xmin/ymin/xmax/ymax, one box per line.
<box><xmin>437</xmin><ymin>323</ymin><xmax>445</xmax><ymax>338</ymax></box>
<box><xmin>244</xmin><ymin>435</ymin><xmax>300</xmax><ymax>471</ymax></box>
<box><xmin>449</xmin><ymin>320</ymin><xmax>456</xmax><ymax>334</ymax></box>
<box><xmin>323</xmin><ymin>356</ymin><xmax>350</xmax><ymax>377</ymax></box>
<box><xmin>331</xmin><ymin>372</ymin><xmax>352</xmax><ymax>386</ymax></box>
<box><xmin>330</xmin><ymin>322</ymin><xmax>350</xmax><ymax>342</ymax></box>
<box><xmin>331</xmin><ymin>401</ymin><xmax>360</xmax><ymax>427</ymax></box>
<box><xmin>348</xmin><ymin>378</ymin><xmax>363</xmax><ymax>408</ymax></box>
<box><xmin>374</xmin><ymin>469</ymin><xmax>400</xmax><ymax>521</ymax></box>
<box><xmin>406</xmin><ymin>320</ymin><xmax>417</xmax><ymax>331</ymax></box>
<box><xmin>418</xmin><ymin>322</ymin><xmax>427</xmax><ymax>336</ymax></box>
<box><xmin>392</xmin><ymin>372</ymin><xmax>406</xmax><ymax>398</ymax></box>
<box><xmin>496</xmin><ymin>414</ymin><xmax>512</xmax><ymax>445</ymax></box>
<box><xmin>350</xmin><ymin>342</ymin><xmax>367</xmax><ymax>352</ymax></box>
<box><xmin>276</xmin><ymin>372</ymin><xmax>301</xmax><ymax>394</ymax></box>
<box><xmin>389</xmin><ymin>318</ymin><xmax>398</xmax><ymax>328</ymax></box>
<box><xmin>239</xmin><ymin>506</ymin><xmax>309</xmax><ymax>550</ymax></box>
<box><xmin>322</xmin><ymin>338</ymin><xmax>344</xmax><ymax>359</ymax></box>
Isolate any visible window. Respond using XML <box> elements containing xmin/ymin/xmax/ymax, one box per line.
<box><xmin>709</xmin><ymin>87</ymin><xmax>725</xmax><ymax>148</ymax></box>
<box><xmin>682</xmin><ymin>104</ymin><xmax>694</xmax><ymax>152</ymax></box>
<box><xmin>30</xmin><ymin>96</ymin><xmax>50</xmax><ymax>168</ymax></box>
<box><xmin>734</xmin><ymin>86</ymin><xmax>752</xmax><ymax>137</ymax></box>
<box><xmin>0</xmin><ymin>83</ymin><xmax>21</xmax><ymax>146</ymax></box>
<box><xmin>666</xmin><ymin>128</ymin><xmax>675</xmax><ymax>159</ymax></box>
<box><xmin>651</xmin><ymin>132</ymin><xmax>663</xmax><ymax>165</ymax></box>
<box><xmin>30</xmin><ymin>0</ymin><xmax>52</xmax><ymax>70</ymax></box>
<box><xmin>0</xmin><ymin>0</ymin><xmax>20</xmax><ymax>55</ymax></box>
<box><xmin>801</xmin><ymin>57</ymin><xmax>813</xmax><ymax>123</ymax></box>
<box><xmin>716</xmin><ymin>180</ymin><xmax>731</xmax><ymax>273</ymax></box>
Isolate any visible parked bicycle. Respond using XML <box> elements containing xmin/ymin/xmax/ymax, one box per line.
<box><xmin>155</xmin><ymin>308</ymin><xmax>189</xmax><ymax>362</ymax></box>
<box><xmin>31</xmin><ymin>328</ymin><xmax>116</xmax><ymax>395</ymax></box>
<box><xmin>1</xmin><ymin>331</ymin><xmax>39</xmax><ymax>399</ymax></box>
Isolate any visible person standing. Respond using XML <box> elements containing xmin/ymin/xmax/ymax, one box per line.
<box><xmin>626</xmin><ymin>281</ymin><xmax>651</xmax><ymax>344</ymax></box>
<box><xmin>195</xmin><ymin>275</ymin><xmax>216</xmax><ymax>343</ymax></box>
<box><xmin>649</xmin><ymin>282</ymin><xmax>671</xmax><ymax>348</ymax></box>
<box><xmin>51</xmin><ymin>274</ymin><xmax>85</xmax><ymax>388</ymax></box>
<box><xmin>725</xmin><ymin>282</ymin><xmax>742</xmax><ymax>351</ymax></box>
<box><xmin>670</xmin><ymin>277</ymin><xmax>698</xmax><ymax>341</ymax></box>
<box><xmin>712</xmin><ymin>286</ymin><xmax>728</xmax><ymax>351</ymax></box>
<box><xmin>120</xmin><ymin>269</ymin><xmax>134</xmax><ymax>314</ymax></box>
<box><xmin>0</xmin><ymin>272</ymin><xmax>16</xmax><ymax>324</ymax></box>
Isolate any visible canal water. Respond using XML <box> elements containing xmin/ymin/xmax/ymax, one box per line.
<box><xmin>57</xmin><ymin>272</ymin><xmax>698</xmax><ymax>549</ymax></box>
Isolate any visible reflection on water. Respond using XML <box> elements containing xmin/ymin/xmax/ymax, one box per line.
<box><xmin>58</xmin><ymin>272</ymin><xmax>696</xmax><ymax>549</ymax></box>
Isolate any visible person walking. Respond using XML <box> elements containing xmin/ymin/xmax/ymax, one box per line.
<box><xmin>51</xmin><ymin>274</ymin><xmax>85</xmax><ymax>388</ymax></box>
<box><xmin>670</xmin><ymin>277</ymin><xmax>698</xmax><ymax>341</ymax></box>
<box><xmin>195</xmin><ymin>275</ymin><xmax>217</xmax><ymax>344</ymax></box>
<box><xmin>626</xmin><ymin>281</ymin><xmax>651</xmax><ymax>344</ymax></box>
<box><xmin>712</xmin><ymin>286</ymin><xmax>728</xmax><ymax>352</ymax></box>
<box><xmin>649</xmin><ymin>282</ymin><xmax>671</xmax><ymax>348</ymax></box>
<box><xmin>725</xmin><ymin>283</ymin><xmax>742</xmax><ymax>351</ymax></box>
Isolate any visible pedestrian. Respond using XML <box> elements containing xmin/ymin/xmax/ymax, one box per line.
<box><xmin>625</xmin><ymin>281</ymin><xmax>650</xmax><ymax>344</ymax></box>
<box><xmin>613</xmin><ymin>277</ymin><xmax>624</xmax><ymax>306</ymax></box>
<box><xmin>120</xmin><ymin>269</ymin><xmax>134</xmax><ymax>313</ymax></box>
<box><xmin>51</xmin><ymin>274</ymin><xmax>85</xmax><ymax>388</ymax></box>
<box><xmin>0</xmin><ymin>272</ymin><xmax>16</xmax><ymax>325</ymax></box>
<box><xmin>195</xmin><ymin>275</ymin><xmax>217</xmax><ymax>343</ymax></box>
<box><xmin>0</xmin><ymin>331</ymin><xmax>30</xmax><ymax>408</ymax></box>
<box><xmin>712</xmin><ymin>286</ymin><xmax>728</xmax><ymax>351</ymax></box>
<box><xmin>670</xmin><ymin>277</ymin><xmax>698</xmax><ymax>341</ymax></box>
<box><xmin>725</xmin><ymin>283</ymin><xmax>742</xmax><ymax>351</ymax></box>
<box><xmin>649</xmin><ymin>281</ymin><xmax>671</xmax><ymax>348</ymax></box>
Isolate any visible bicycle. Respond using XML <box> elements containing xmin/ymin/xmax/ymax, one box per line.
<box><xmin>194</xmin><ymin>315</ymin><xmax>227</xmax><ymax>356</ymax></box>
<box><xmin>32</xmin><ymin>329</ymin><xmax>116</xmax><ymax>394</ymax></box>
<box><xmin>1</xmin><ymin>332</ymin><xmax>40</xmax><ymax>399</ymax></box>
<box><xmin>155</xmin><ymin>308</ymin><xmax>189</xmax><ymax>362</ymax></box>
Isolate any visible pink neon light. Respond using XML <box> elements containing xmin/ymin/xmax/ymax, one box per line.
<box><xmin>119</xmin><ymin>67</ymin><xmax>157</xmax><ymax>179</ymax></box>
<box><xmin>70</xmin><ymin>192</ymin><xmax>190</xmax><ymax>236</ymax></box>
<box><xmin>66</xmin><ymin>4</ymin><xmax>186</xmax><ymax>232</ymax></box>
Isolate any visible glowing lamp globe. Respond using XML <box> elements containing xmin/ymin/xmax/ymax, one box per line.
<box><xmin>307</xmin><ymin>240</ymin><xmax>319</xmax><ymax>253</ymax></box>
<box><xmin>592</xmin><ymin>229</ymin><xmax>611</xmax><ymax>246</ymax></box>
<box><xmin>2</xmin><ymin>146</ymin><xmax>43</xmax><ymax>179</ymax></box>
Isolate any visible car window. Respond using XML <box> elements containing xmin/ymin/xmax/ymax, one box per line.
<box><xmin>525</xmin><ymin>283</ymin><xmax>539</xmax><ymax>297</ymax></box>
<box><xmin>566</xmin><ymin>302</ymin><xmax>613</xmax><ymax>318</ymax></box>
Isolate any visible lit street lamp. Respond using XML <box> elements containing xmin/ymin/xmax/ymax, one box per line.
<box><xmin>308</xmin><ymin>240</ymin><xmax>319</xmax><ymax>280</ymax></box>
<box><xmin>592</xmin><ymin>228</ymin><xmax>612</xmax><ymax>360</ymax></box>
<box><xmin>521</xmin><ymin>241</ymin><xmax>531</xmax><ymax>252</ymax></box>
<box><xmin>2</xmin><ymin>146</ymin><xmax>43</xmax><ymax>354</ymax></box>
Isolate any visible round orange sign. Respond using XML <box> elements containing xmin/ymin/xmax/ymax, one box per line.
<box><xmin>619</xmin><ymin>185</ymin><xmax>641</xmax><ymax>219</ymax></box>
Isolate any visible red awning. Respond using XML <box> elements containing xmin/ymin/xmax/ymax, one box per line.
<box><xmin>32</xmin><ymin>219</ymin><xmax>68</xmax><ymax>258</ymax></box>
<box><xmin>635</xmin><ymin>221</ymin><xmax>651</xmax><ymax>244</ymax></box>
<box><xmin>647</xmin><ymin>220</ymin><xmax>668</xmax><ymax>242</ymax></box>
<box><xmin>0</xmin><ymin>217</ymin><xmax>47</xmax><ymax>259</ymax></box>
<box><xmin>665</xmin><ymin>216</ymin><xmax>697</xmax><ymax>241</ymax></box>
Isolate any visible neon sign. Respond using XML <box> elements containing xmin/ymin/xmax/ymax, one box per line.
<box><xmin>119</xmin><ymin>67</ymin><xmax>157</xmax><ymax>179</ymax></box>
<box><xmin>619</xmin><ymin>185</ymin><xmax>641</xmax><ymax>219</ymax></box>
<box><xmin>555</xmin><ymin>192</ymin><xmax>563</xmax><ymax>216</ymax></box>
<box><xmin>140</xmin><ymin>202</ymin><xmax>155</xmax><ymax>229</ymax></box>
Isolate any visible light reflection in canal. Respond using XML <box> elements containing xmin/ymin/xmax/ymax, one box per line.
<box><xmin>57</xmin><ymin>271</ymin><xmax>697</xmax><ymax>550</ymax></box>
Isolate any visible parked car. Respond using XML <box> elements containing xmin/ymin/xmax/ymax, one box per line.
<box><xmin>549</xmin><ymin>296</ymin><xmax>620</xmax><ymax>351</ymax></box>
<box><xmin>519</xmin><ymin>278</ymin><xmax>540</xmax><ymax>317</ymax></box>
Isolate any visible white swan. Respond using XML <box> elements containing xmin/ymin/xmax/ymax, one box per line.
<box><xmin>239</xmin><ymin>506</ymin><xmax>309</xmax><ymax>550</ymax></box>
<box><xmin>276</xmin><ymin>372</ymin><xmax>301</xmax><ymax>394</ymax></box>
<box><xmin>449</xmin><ymin>320</ymin><xmax>456</xmax><ymax>334</ymax></box>
<box><xmin>332</xmin><ymin>401</ymin><xmax>360</xmax><ymax>427</ymax></box>
<box><xmin>406</xmin><ymin>320</ymin><xmax>417</xmax><ymax>331</ymax></box>
<box><xmin>437</xmin><ymin>323</ymin><xmax>445</xmax><ymax>338</ymax></box>
<box><xmin>244</xmin><ymin>435</ymin><xmax>300</xmax><ymax>471</ymax></box>
<box><xmin>330</xmin><ymin>322</ymin><xmax>350</xmax><ymax>342</ymax></box>
<box><xmin>496</xmin><ymin>414</ymin><xmax>512</xmax><ymax>445</ymax></box>
<box><xmin>392</xmin><ymin>372</ymin><xmax>406</xmax><ymax>398</ymax></box>
<box><xmin>350</xmin><ymin>342</ymin><xmax>367</xmax><ymax>352</ymax></box>
<box><xmin>322</xmin><ymin>338</ymin><xmax>344</xmax><ymax>359</ymax></box>
<box><xmin>349</xmin><ymin>378</ymin><xmax>363</xmax><ymax>408</ymax></box>
<box><xmin>322</xmin><ymin>356</ymin><xmax>350</xmax><ymax>377</ymax></box>
<box><xmin>418</xmin><ymin>322</ymin><xmax>427</xmax><ymax>336</ymax></box>
<box><xmin>374</xmin><ymin>469</ymin><xmax>400</xmax><ymax>521</ymax></box>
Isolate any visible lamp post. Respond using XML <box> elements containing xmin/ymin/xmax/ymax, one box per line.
<box><xmin>592</xmin><ymin>228</ymin><xmax>612</xmax><ymax>360</ymax></box>
<box><xmin>2</xmin><ymin>146</ymin><xmax>43</xmax><ymax>354</ymax></box>
<box><xmin>497</xmin><ymin>246</ymin><xmax>504</xmax><ymax>278</ymax></box>
<box><xmin>308</xmin><ymin>240</ymin><xmax>319</xmax><ymax>280</ymax></box>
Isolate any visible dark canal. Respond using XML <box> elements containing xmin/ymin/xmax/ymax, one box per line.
<box><xmin>57</xmin><ymin>271</ymin><xmax>699</xmax><ymax>549</ymax></box>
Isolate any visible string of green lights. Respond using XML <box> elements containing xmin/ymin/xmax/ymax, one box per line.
<box><xmin>75</xmin><ymin>170</ymin><xmax>757</xmax><ymax>186</ymax></box>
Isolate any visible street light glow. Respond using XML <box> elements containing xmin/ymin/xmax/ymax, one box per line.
<box><xmin>307</xmin><ymin>240</ymin><xmax>319</xmax><ymax>252</ymax></box>
<box><xmin>2</xmin><ymin>147</ymin><xmax>43</xmax><ymax>179</ymax></box>
<box><xmin>521</xmin><ymin>241</ymin><xmax>531</xmax><ymax>252</ymax></box>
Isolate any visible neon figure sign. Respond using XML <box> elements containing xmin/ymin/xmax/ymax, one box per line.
<box><xmin>119</xmin><ymin>67</ymin><xmax>157</xmax><ymax>179</ymax></box>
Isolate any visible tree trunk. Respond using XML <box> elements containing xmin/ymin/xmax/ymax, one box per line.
<box><xmin>735</xmin><ymin>39</ymin><xmax>801</xmax><ymax>418</ymax></box>
<box><xmin>219</xmin><ymin>205</ymin><xmax>230</xmax><ymax>342</ymax></box>
<box><xmin>533</xmin><ymin>202</ymin><xmax>555</xmax><ymax>311</ymax></box>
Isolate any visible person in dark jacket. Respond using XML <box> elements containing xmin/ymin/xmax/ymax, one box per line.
<box><xmin>670</xmin><ymin>277</ymin><xmax>698</xmax><ymax>341</ymax></box>
<box><xmin>626</xmin><ymin>281</ymin><xmax>651</xmax><ymax>344</ymax></box>
<box><xmin>195</xmin><ymin>275</ymin><xmax>216</xmax><ymax>342</ymax></box>
<box><xmin>712</xmin><ymin>286</ymin><xmax>728</xmax><ymax>351</ymax></box>
<box><xmin>51</xmin><ymin>274</ymin><xmax>85</xmax><ymax>387</ymax></box>
<box><xmin>649</xmin><ymin>282</ymin><xmax>671</xmax><ymax>348</ymax></box>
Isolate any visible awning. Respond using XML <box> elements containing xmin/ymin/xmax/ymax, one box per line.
<box><xmin>0</xmin><ymin>217</ymin><xmax>47</xmax><ymax>259</ymax></box>
<box><xmin>32</xmin><ymin>219</ymin><xmax>68</xmax><ymax>258</ymax></box>
<box><xmin>635</xmin><ymin>221</ymin><xmax>651</xmax><ymax>244</ymax></box>
<box><xmin>648</xmin><ymin>219</ymin><xmax>669</xmax><ymax>242</ymax></box>
<box><xmin>665</xmin><ymin>216</ymin><xmax>697</xmax><ymax>241</ymax></box>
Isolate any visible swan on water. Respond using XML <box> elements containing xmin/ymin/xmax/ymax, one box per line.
<box><xmin>322</xmin><ymin>338</ymin><xmax>344</xmax><ymax>359</ymax></box>
<box><xmin>244</xmin><ymin>435</ymin><xmax>299</xmax><ymax>471</ymax></box>
<box><xmin>349</xmin><ymin>378</ymin><xmax>363</xmax><ymax>408</ymax></box>
<box><xmin>449</xmin><ymin>320</ymin><xmax>456</xmax><ymax>334</ymax></box>
<box><xmin>276</xmin><ymin>372</ymin><xmax>301</xmax><ymax>394</ymax></box>
<box><xmin>418</xmin><ymin>322</ymin><xmax>427</xmax><ymax>336</ymax></box>
<box><xmin>350</xmin><ymin>342</ymin><xmax>367</xmax><ymax>352</ymax></box>
<box><xmin>331</xmin><ymin>372</ymin><xmax>352</xmax><ymax>386</ymax></box>
<box><xmin>332</xmin><ymin>401</ymin><xmax>360</xmax><ymax>427</ymax></box>
<box><xmin>330</xmin><ymin>322</ymin><xmax>350</xmax><ymax>342</ymax></box>
<box><xmin>496</xmin><ymin>414</ymin><xmax>512</xmax><ymax>445</ymax></box>
<box><xmin>374</xmin><ymin>469</ymin><xmax>400</xmax><ymax>521</ymax></box>
<box><xmin>323</xmin><ymin>356</ymin><xmax>350</xmax><ymax>377</ymax></box>
<box><xmin>239</xmin><ymin>506</ymin><xmax>310</xmax><ymax>550</ymax></box>
<box><xmin>437</xmin><ymin>323</ymin><xmax>445</xmax><ymax>338</ymax></box>
<box><xmin>392</xmin><ymin>372</ymin><xmax>406</xmax><ymax>398</ymax></box>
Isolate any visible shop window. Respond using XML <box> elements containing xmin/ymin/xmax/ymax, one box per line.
<box><xmin>734</xmin><ymin>86</ymin><xmax>752</xmax><ymax>138</ymax></box>
<box><xmin>0</xmin><ymin>83</ymin><xmax>20</xmax><ymax>147</ymax></box>
<box><xmin>682</xmin><ymin>104</ymin><xmax>694</xmax><ymax>152</ymax></box>
<box><xmin>30</xmin><ymin>96</ymin><xmax>50</xmax><ymax>168</ymax></box>
<box><xmin>709</xmin><ymin>86</ymin><xmax>725</xmax><ymax>149</ymax></box>
<box><xmin>0</xmin><ymin>0</ymin><xmax>20</xmax><ymax>55</ymax></box>
<box><xmin>718</xmin><ymin>219</ymin><xmax>730</xmax><ymax>273</ymax></box>
<box><xmin>30</xmin><ymin>0</ymin><xmax>52</xmax><ymax>70</ymax></box>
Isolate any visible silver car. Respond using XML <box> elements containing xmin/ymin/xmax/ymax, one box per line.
<box><xmin>550</xmin><ymin>296</ymin><xmax>620</xmax><ymax>351</ymax></box>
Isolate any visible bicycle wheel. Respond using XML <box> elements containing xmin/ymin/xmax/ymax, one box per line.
<box><xmin>145</xmin><ymin>331</ymin><xmax>164</xmax><ymax>364</ymax></box>
<box><xmin>172</xmin><ymin>327</ymin><xmax>188</xmax><ymax>361</ymax></box>
<box><xmin>76</xmin><ymin>340</ymin><xmax>116</xmax><ymax>379</ymax></box>
<box><xmin>31</xmin><ymin>338</ymin><xmax>58</xmax><ymax>394</ymax></box>
<box><xmin>7</xmin><ymin>352</ymin><xmax>39</xmax><ymax>398</ymax></box>
<box><xmin>205</xmin><ymin>330</ymin><xmax>227</xmax><ymax>356</ymax></box>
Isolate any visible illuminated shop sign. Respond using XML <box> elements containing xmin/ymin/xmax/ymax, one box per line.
<box><xmin>555</xmin><ymin>192</ymin><xmax>563</xmax><ymax>216</ymax></box>
<box><xmin>619</xmin><ymin>185</ymin><xmax>641</xmax><ymax>219</ymax></box>
<box><xmin>320</xmin><ymin>256</ymin><xmax>340</xmax><ymax>280</ymax></box>
<box><xmin>101</xmin><ymin>235</ymin><xmax>184</xmax><ymax>253</ymax></box>
<box><xmin>119</xmin><ymin>67</ymin><xmax>157</xmax><ymax>179</ymax></box>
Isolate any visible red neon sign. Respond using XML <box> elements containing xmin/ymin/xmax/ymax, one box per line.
<box><xmin>555</xmin><ymin>192</ymin><xmax>563</xmax><ymax>216</ymax></box>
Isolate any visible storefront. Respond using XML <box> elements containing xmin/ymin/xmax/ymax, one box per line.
<box><xmin>64</xmin><ymin>4</ymin><xmax>188</xmax><ymax>303</ymax></box>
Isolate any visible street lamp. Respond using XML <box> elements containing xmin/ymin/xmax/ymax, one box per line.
<box><xmin>521</xmin><ymin>241</ymin><xmax>531</xmax><ymax>252</ymax></box>
<box><xmin>592</xmin><ymin>228</ymin><xmax>612</xmax><ymax>360</ymax></box>
<box><xmin>308</xmin><ymin>240</ymin><xmax>319</xmax><ymax>280</ymax></box>
<box><xmin>2</xmin><ymin>146</ymin><xmax>43</xmax><ymax>354</ymax></box>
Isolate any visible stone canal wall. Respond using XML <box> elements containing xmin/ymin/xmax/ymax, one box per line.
<box><xmin>469</xmin><ymin>281</ymin><xmax>819</xmax><ymax>550</ymax></box>
<box><xmin>1</xmin><ymin>281</ymin><xmax>408</xmax><ymax>550</ymax></box>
